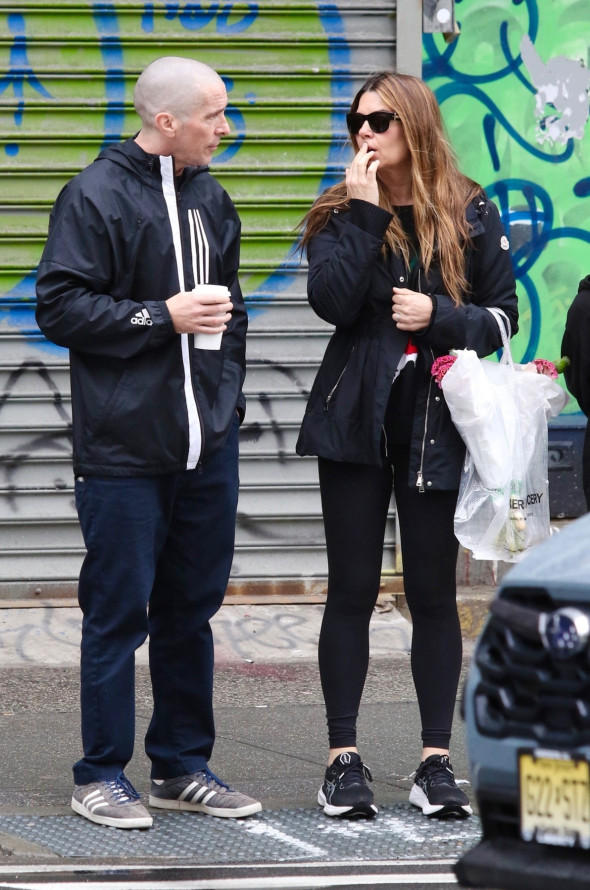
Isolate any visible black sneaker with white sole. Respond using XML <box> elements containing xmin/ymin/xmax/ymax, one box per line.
<box><xmin>318</xmin><ymin>751</ymin><xmax>378</xmax><ymax>819</ymax></box>
<box><xmin>409</xmin><ymin>753</ymin><xmax>472</xmax><ymax>818</ymax></box>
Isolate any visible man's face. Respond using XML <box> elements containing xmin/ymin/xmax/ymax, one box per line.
<box><xmin>173</xmin><ymin>82</ymin><xmax>230</xmax><ymax>173</ymax></box>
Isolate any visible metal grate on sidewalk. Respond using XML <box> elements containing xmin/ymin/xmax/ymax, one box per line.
<box><xmin>0</xmin><ymin>806</ymin><xmax>481</xmax><ymax>862</ymax></box>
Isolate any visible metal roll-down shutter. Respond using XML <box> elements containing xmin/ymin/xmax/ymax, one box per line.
<box><xmin>0</xmin><ymin>2</ymin><xmax>398</xmax><ymax>601</ymax></box>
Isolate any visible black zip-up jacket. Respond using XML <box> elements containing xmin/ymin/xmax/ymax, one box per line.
<box><xmin>561</xmin><ymin>274</ymin><xmax>590</xmax><ymax>508</ymax></box>
<box><xmin>562</xmin><ymin>275</ymin><xmax>590</xmax><ymax>416</ymax></box>
<box><xmin>35</xmin><ymin>138</ymin><xmax>247</xmax><ymax>477</ymax></box>
<box><xmin>296</xmin><ymin>195</ymin><xmax>518</xmax><ymax>490</ymax></box>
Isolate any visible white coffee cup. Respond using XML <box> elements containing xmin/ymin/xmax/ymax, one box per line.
<box><xmin>192</xmin><ymin>284</ymin><xmax>231</xmax><ymax>350</ymax></box>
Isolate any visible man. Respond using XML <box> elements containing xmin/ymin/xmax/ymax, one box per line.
<box><xmin>562</xmin><ymin>274</ymin><xmax>590</xmax><ymax>511</ymax></box>
<box><xmin>35</xmin><ymin>57</ymin><xmax>260</xmax><ymax>829</ymax></box>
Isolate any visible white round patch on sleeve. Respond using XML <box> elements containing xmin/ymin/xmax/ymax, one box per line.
<box><xmin>500</xmin><ymin>235</ymin><xmax>509</xmax><ymax>250</ymax></box>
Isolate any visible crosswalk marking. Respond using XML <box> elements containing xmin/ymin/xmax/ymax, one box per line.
<box><xmin>0</xmin><ymin>875</ymin><xmax>458</xmax><ymax>889</ymax></box>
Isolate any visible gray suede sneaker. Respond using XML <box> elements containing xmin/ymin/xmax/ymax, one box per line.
<box><xmin>149</xmin><ymin>768</ymin><xmax>261</xmax><ymax>818</ymax></box>
<box><xmin>71</xmin><ymin>773</ymin><xmax>153</xmax><ymax>829</ymax></box>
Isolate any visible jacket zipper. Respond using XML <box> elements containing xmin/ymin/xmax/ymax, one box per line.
<box><xmin>416</xmin><ymin>349</ymin><xmax>435</xmax><ymax>492</ymax></box>
<box><xmin>413</xmin><ymin>267</ymin><xmax>426</xmax><ymax>492</ymax></box>
<box><xmin>324</xmin><ymin>346</ymin><xmax>355</xmax><ymax>411</ymax></box>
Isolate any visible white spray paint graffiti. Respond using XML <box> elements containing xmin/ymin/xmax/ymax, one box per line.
<box><xmin>0</xmin><ymin>604</ymin><xmax>412</xmax><ymax>667</ymax></box>
<box><xmin>520</xmin><ymin>34</ymin><xmax>590</xmax><ymax>145</ymax></box>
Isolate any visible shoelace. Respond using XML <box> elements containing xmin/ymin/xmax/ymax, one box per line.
<box><xmin>336</xmin><ymin>760</ymin><xmax>373</xmax><ymax>788</ymax></box>
<box><xmin>104</xmin><ymin>773</ymin><xmax>141</xmax><ymax>803</ymax></box>
<box><xmin>195</xmin><ymin>767</ymin><xmax>232</xmax><ymax>792</ymax></box>
<box><xmin>421</xmin><ymin>758</ymin><xmax>455</xmax><ymax>787</ymax></box>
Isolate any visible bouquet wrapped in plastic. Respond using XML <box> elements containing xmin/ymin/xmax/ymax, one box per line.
<box><xmin>432</xmin><ymin>308</ymin><xmax>569</xmax><ymax>562</ymax></box>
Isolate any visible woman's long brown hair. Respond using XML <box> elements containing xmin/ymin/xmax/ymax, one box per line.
<box><xmin>299</xmin><ymin>72</ymin><xmax>481</xmax><ymax>306</ymax></box>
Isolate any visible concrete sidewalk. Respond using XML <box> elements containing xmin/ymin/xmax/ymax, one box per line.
<box><xmin>0</xmin><ymin>601</ymin><xmax>413</xmax><ymax>668</ymax></box>
<box><xmin>0</xmin><ymin>585</ymin><xmax>494</xmax><ymax>668</ymax></box>
<box><xmin>0</xmin><ymin>598</ymin><xmax>487</xmax><ymax>870</ymax></box>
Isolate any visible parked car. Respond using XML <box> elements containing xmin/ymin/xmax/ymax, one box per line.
<box><xmin>455</xmin><ymin>512</ymin><xmax>590</xmax><ymax>890</ymax></box>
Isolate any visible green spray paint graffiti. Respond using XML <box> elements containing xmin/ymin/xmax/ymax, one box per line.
<box><xmin>0</xmin><ymin>2</ymin><xmax>340</xmax><ymax>338</ymax></box>
<box><xmin>424</xmin><ymin>0</ymin><xmax>590</xmax><ymax>414</ymax></box>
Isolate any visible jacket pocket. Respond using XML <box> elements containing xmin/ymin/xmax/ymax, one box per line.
<box><xmin>193</xmin><ymin>348</ymin><xmax>224</xmax><ymax>408</ymax></box>
<box><xmin>89</xmin><ymin>369</ymin><xmax>130</xmax><ymax>438</ymax></box>
<box><xmin>196</xmin><ymin>355</ymin><xmax>244</xmax><ymax>457</ymax></box>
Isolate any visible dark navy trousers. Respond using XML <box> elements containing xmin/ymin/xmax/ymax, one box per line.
<box><xmin>72</xmin><ymin>417</ymin><xmax>239</xmax><ymax>786</ymax></box>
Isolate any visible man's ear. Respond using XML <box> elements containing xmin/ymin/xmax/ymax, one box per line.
<box><xmin>153</xmin><ymin>111</ymin><xmax>178</xmax><ymax>140</ymax></box>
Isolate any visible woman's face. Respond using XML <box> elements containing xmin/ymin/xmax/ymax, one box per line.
<box><xmin>353</xmin><ymin>90</ymin><xmax>411</xmax><ymax>176</ymax></box>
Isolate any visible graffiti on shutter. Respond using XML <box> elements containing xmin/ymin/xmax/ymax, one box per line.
<box><xmin>0</xmin><ymin>2</ymin><xmax>398</xmax><ymax>599</ymax></box>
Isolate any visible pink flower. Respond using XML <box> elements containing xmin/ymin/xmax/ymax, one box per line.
<box><xmin>532</xmin><ymin>359</ymin><xmax>558</xmax><ymax>379</ymax></box>
<box><xmin>431</xmin><ymin>354</ymin><xmax>457</xmax><ymax>388</ymax></box>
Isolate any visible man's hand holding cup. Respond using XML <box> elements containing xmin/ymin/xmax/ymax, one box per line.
<box><xmin>166</xmin><ymin>284</ymin><xmax>232</xmax><ymax>349</ymax></box>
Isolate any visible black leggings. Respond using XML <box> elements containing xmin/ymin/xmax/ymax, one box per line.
<box><xmin>318</xmin><ymin>448</ymin><xmax>461</xmax><ymax>750</ymax></box>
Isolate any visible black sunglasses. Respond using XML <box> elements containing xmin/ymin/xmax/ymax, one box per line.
<box><xmin>346</xmin><ymin>111</ymin><xmax>401</xmax><ymax>135</ymax></box>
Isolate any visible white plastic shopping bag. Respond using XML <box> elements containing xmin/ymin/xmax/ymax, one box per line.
<box><xmin>441</xmin><ymin>347</ymin><xmax>517</xmax><ymax>490</ymax></box>
<box><xmin>442</xmin><ymin>309</ymin><xmax>569</xmax><ymax>562</ymax></box>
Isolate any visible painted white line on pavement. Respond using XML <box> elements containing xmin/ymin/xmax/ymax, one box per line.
<box><xmin>0</xmin><ymin>859</ymin><xmax>457</xmax><ymax>875</ymax></box>
<box><xmin>0</xmin><ymin>875</ymin><xmax>458</xmax><ymax>889</ymax></box>
<box><xmin>242</xmin><ymin>819</ymin><xmax>327</xmax><ymax>857</ymax></box>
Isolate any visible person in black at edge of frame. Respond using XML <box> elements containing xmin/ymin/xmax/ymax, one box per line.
<box><xmin>35</xmin><ymin>56</ymin><xmax>261</xmax><ymax>829</ymax></box>
<box><xmin>296</xmin><ymin>70</ymin><xmax>518</xmax><ymax>820</ymax></box>
<box><xmin>562</xmin><ymin>274</ymin><xmax>590</xmax><ymax>511</ymax></box>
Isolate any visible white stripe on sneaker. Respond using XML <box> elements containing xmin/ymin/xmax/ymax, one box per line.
<box><xmin>188</xmin><ymin>786</ymin><xmax>210</xmax><ymax>804</ymax></box>
<box><xmin>179</xmin><ymin>782</ymin><xmax>198</xmax><ymax>802</ymax></box>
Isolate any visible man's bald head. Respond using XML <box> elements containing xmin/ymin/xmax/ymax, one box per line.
<box><xmin>134</xmin><ymin>57</ymin><xmax>224</xmax><ymax>128</ymax></box>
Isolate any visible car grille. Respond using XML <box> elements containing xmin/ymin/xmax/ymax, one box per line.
<box><xmin>474</xmin><ymin>585</ymin><xmax>590</xmax><ymax>746</ymax></box>
<box><xmin>476</xmin><ymin>794</ymin><xmax>520</xmax><ymax>839</ymax></box>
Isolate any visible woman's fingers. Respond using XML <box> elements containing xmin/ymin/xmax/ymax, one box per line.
<box><xmin>346</xmin><ymin>144</ymin><xmax>379</xmax><ymax>204</ymax></box>
<box><xmin>392</xmin><ymin>288</ymin><xmax>433</xmax><ymax>330</ymax></box>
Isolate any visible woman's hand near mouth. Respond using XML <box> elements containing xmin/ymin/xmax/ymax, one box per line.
<box><xmin>346</xmin><ymin>142</ymin><xmax>380</xmax><ymax>205</ymax></box>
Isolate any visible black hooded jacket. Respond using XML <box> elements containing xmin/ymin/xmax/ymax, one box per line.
<box><xmin>296</xmin><ymin>195</ymin><xmax>518</xmax><ymax>490</ymax></box>
<box><xmin>562</xmin><ymin>275</ymin><xmax>590</xmax><ymax>416</ymax></box>
<box><xmin>35</xmin><ymin>138</ymin><xmax>247</xmax><ymax>477</ymax></box>
<box><xmin>562</xmin><ymin>274</ymin><xmax>590</xmax><ymax>508</ymax></box>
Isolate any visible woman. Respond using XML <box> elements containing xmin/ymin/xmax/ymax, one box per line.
<box><xmin>296</xmin><ymin>72</ymin><xmax>518</xmax><ymax>820</ymax></box>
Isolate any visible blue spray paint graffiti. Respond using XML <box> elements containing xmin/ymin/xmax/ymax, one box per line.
<box><xmin>0</xmin><ymin>2</ymin><xmax>352</xmax><ymax>338</ymax></box>
<box><xmin>141</xmin><ymin>1</ymin><xmax>258</xmax><ymax>34</ymax></box>
<box><xmin>247</xmin><ymin>2</ymin><xmax>352</xmax><ymax>317</ymax></box>
<box><xmin>0</xmin><ymin>13</ymin><xmax>51</xmax><ymax>133</ymax></box>
<box><xmin>1</xmin><ymin>2</ymin><xmax>254</xmax><ymax>326</ymax></box>
<box><xmin>435</xmin><ymin>81</ymin><xmax>574</xmax><ymax>167</ymax></box>
<box><xmin>424</xmin><ymin>0</ymin><xmax>590</xmax><ymax>369</ymax></box>
<box><xmin>92</xmin><ymin>2</ymin><xmax>126</xmax><ymax>148</ymax></box>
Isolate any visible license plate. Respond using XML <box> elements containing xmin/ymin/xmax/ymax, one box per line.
<box><xmin>519</xmin><ymin>749</ymin><xmax>590</xmax><ymax>848</ymax></box>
